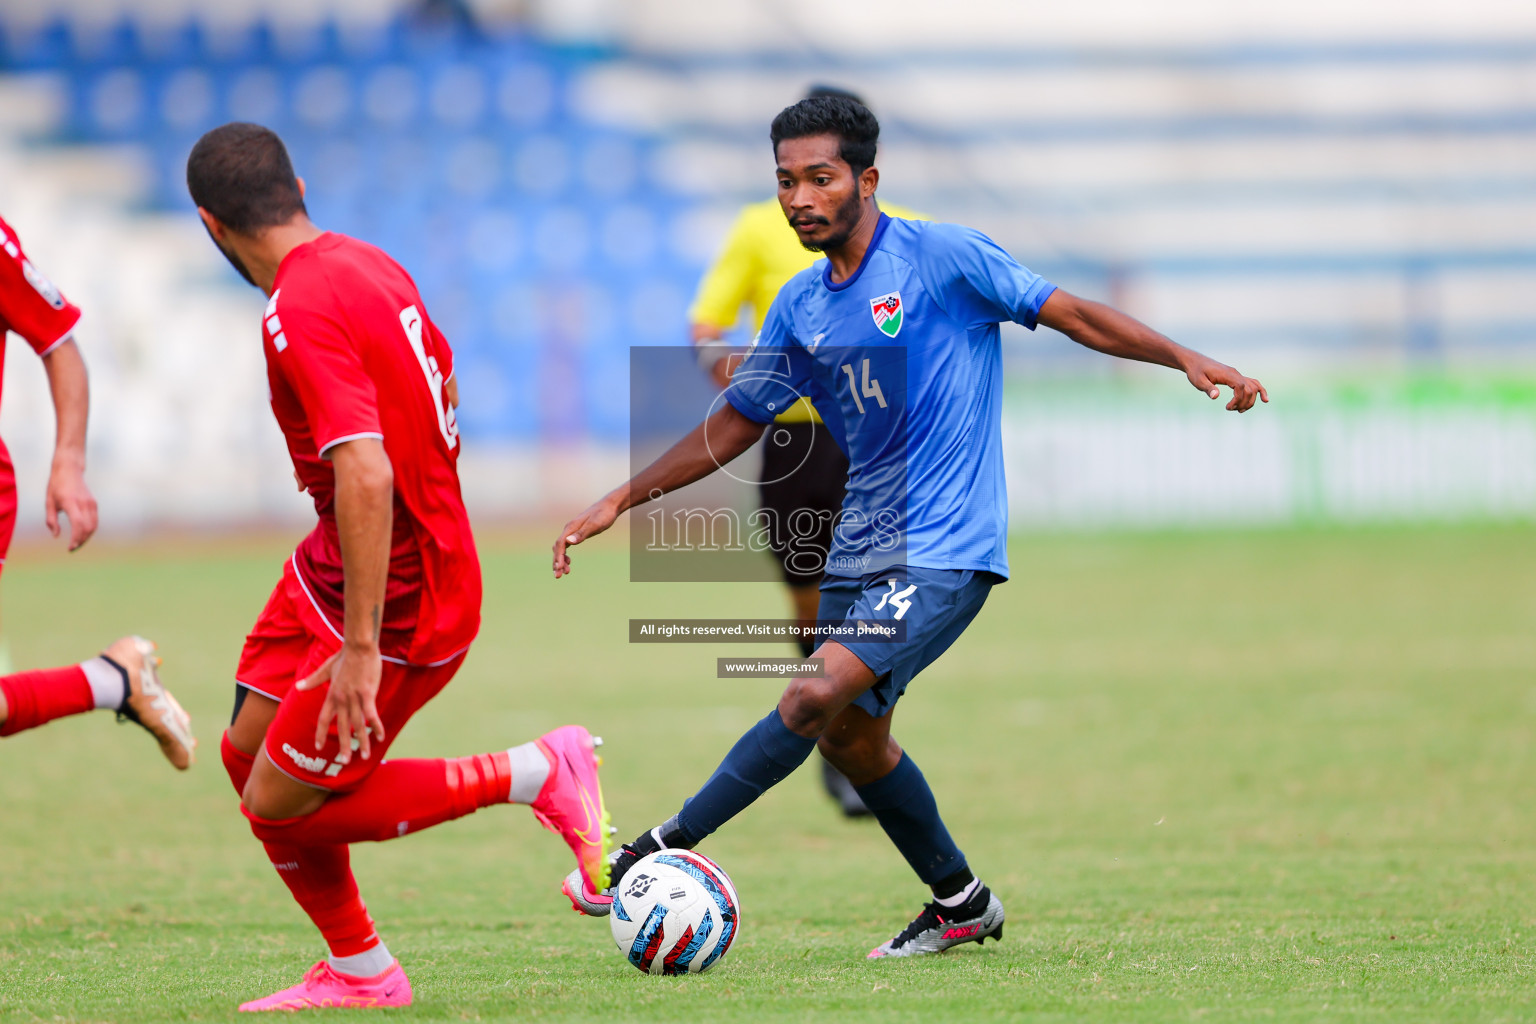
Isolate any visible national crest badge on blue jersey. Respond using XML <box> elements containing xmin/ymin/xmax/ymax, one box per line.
<box><xmin>870</xmin><ymin>291</ymin><xmax>903</xmax><ymax>338</ymax></box>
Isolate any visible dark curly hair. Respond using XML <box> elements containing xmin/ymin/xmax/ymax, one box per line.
<box><xmin>770</xmin><ymin>94</ymin><xmax>880</xmax><ymax>177</ymax></box>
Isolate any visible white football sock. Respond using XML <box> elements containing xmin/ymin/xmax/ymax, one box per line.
<box><xmin>329</xmin><ymin>941</ymin><xmax>393</xmax><ymax>980</ymax></box>
<box><xmin>80</xmin><ymin>657</ymin><xmax>128</xmax><ymax>711</ymax></box>
<box><xmin>934</xmin><ymin>876</ymin><xmax>981</xmax><ymax>908</ymax></box>
<box><xmin>506</xmin><ymin>741</ymin><xmax>550</xmax><ymax>804</ymax></box>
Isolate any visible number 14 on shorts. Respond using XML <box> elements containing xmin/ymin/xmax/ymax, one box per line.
<box><xmin>873</xmin><ymin>579</ymin><xmax>917</xmax><ymax>620</ymax></box>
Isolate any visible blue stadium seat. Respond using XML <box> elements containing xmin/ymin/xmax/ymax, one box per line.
<box><xmin>427</xmin><ymin>61</ymin><xmax>490</xmax><ymax>130</ymax></box>
<box><xmin>71</xmin><ymin>18</ymin><xmax>144</xmax><ymax>68</ymax></box>
<box><xmin>85</xmin><ymin>66</ymin><xmax>149</xmax><ymax>136</ymax></box>
<box><xmin>0</xmin><ymin>18</ymin><xmax>71</xmax><ymax>70</ymax></box>
<box><xmin>139</xmin><ymin>19</ymin><xmax>206</xmax><ymax>65</ymax></box>
<box><xmin>223</xmin><ymin>65</ymin><xmax>286</xmax><ymax>127</ymax></box>
<box><xmin>358</xmin><ymin>63</ymin><xmax>422</xmax><ymax>128</ymax></box>
<box><xmin>495</xmin><ymin>60</ymin><xmax>557</xmax><ymax>128</ymax></box>
<box><xmin>158</xmin><ymin>66</ymin><xmax>216</xmax><ymax>131</ymax></box>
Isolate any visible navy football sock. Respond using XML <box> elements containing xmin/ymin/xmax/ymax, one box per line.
<box><xmin>674</xmin><ymin>709</ymin><xmax>817</xmax><ymax>843</ymax></box>
<box><xmin>854</xmin><ymin>752</ymin><xmax>968</xmax><ymax>886</ymax></box>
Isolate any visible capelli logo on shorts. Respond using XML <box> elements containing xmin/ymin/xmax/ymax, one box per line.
<box><xmin>282</xmin><ymin>742</ymin><xmax>328</xmax><ymax>774</ymax></box>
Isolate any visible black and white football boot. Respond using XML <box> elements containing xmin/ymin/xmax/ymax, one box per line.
<box><xmin>867</xmin><ymin>884</ymin><xmax>1005</xmax><ymax>958</ymax></box>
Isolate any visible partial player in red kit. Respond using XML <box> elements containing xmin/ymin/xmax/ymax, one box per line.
<box><xmin>0</xmin><ymin>216</ymin><xmax>195</xmax><ymax>769</ymax></box>
<box><xmin>188</xmin><ymin>123</ymin><xmax>612</xmax><ymax>1012</ymax></box>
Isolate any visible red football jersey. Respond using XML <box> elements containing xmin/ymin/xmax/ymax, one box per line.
<box><xmin>263</xmin><ymin>232</ymin><xmax>481</xmax><ymax>665</ymax></box>
<box><xmin>0</xmin><ymin>216</ymin><xmax>82</xmax><ymax>397</ymax></box>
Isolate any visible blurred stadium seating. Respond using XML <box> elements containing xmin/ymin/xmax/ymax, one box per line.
<box><xmin>0</xmin><ymin>2</ymin><xmax>1534</xmax><ymax>529</ymax></box>
<box><xmin>4</xmin><ymin>15</ymin><xmax>709</xmax><ymax>443</ymax></box>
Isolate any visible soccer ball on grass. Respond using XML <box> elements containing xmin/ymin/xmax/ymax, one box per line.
<box><xmin>610</xmin><ymin>849</ymin><xmax>740</xmax><ymax>974</ymax></box>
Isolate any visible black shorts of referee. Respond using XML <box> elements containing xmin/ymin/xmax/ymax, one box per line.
<box><xmin>758</xmin><ymin>419</ymin><xmax>849</xmax><ymax>587</ymax></box>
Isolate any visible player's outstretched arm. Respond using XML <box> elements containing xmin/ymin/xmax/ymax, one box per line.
<box><xmin>553</xmin><ymin>403</ymin><xmax>766</xmax><ymax>578</ymax></box>
<box><xmin>40</xmin><ymin>339</ymin><xmax>97</xmax><ymax>550</ymax></box>
<box><xmin>1037</xmin><ymin>290</ymin><xmax>1268</xmax><ymax>412</ymax></box>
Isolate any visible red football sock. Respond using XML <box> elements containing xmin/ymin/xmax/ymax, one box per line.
<box><xmin>245</xmin><ymin>753</ymin><xmax>512</xmax><ymax>846</ymax></box>
<box><xmin>221</xmin><ymin>730</ymin><xmax>255</xmax><ymax>795</ymax></box>
<box><xmin>0</xmin><ymin>666</ymin><xmax>93</xmax><ymax>737</ymax></box>
<box><xmin>223</xmin><ymin>733</ymin><xmax>378</xmax><ymax>958</ymax></box>
<box><xmin>265</xmin><ymin>842</ymin><xmax>380</xmax><ymax>958</ymax></box>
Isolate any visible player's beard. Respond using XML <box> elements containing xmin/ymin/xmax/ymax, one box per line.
<box><xmin>202</xmin><ymin>223</ymin><xmax>259</xmax><ymax>288</ymax></box>
<box><xmin>797</xmin><ymin>190</ymin><xmax>864</xmax><ymax>254</ymax></box>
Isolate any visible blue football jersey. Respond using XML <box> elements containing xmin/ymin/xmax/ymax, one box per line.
<box><xmin>724</xmin><ymin>213</ymin><xmax>1056</xmax><ymax>580</ymax></box>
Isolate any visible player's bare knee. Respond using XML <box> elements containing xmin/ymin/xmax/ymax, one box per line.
<box><xmin>242</xmin><ymin>754</ymin><xmax>328</xmax><ymax>821</ymax></box>
<box><xmin>817</xmin><ymin>731</ymin><xmax>885</xmax><ymax>780</ymax></box>
<box><xmin>241</xmin><ymin>770</ymin><xmax>281</xmax><ymax>818</ymax></box>
<box><xmin>778</xmin><ymin>678</ymin><xmax>839</xmax><ymax>737</ymax></box>
<box><xmin>242</xmin><ymin>782</ymin><xmax>324</xmax><ymax>823</ymax></box>
<box><xmin>816</xmin><ymin>727</ymin><xmax>857</xmax><ymax>755</ymax></box>
<box><xmin>815</xmin><ymin>733</ymin><xmax>857</xmax><ymax>771</ymax></box>
<box><xmin>241</xmin><ymin>778</ymin><xmax>274</xmax><ymax>819</ymax></box>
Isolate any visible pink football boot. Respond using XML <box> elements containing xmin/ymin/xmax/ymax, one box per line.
<box><xmin>238</xmin><ymin>960</ymin><xmax>412</xmax><ymax>1012</ymax></box>
<box><xmin>530</xmin><ymin>725</ymin><xmax>613</xmax><ymax>897</ymax></box>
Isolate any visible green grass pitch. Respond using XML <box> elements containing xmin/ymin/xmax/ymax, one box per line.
<box><xmin>3</xmin><ymin>527</ymin><xmax>1536</xmax><ymax>1022</ymax></box>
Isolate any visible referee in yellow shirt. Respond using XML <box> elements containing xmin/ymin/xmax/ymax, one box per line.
<box><xmin>688</xmin><ymin>86</ymin><xmax>923</xmax><ymax>818</ymax></box>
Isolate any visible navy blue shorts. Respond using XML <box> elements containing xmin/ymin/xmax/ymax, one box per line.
<box><xmin>818</xmin><ymin>566</ymin><xmax>1001</xmax><ymax>719</ymax></box>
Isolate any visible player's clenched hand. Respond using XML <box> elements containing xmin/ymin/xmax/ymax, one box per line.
<box><xmin>1184</xmin><ymin>355</ymin><xmax>1268</xmax><ymax>413</ymax></box>
<box><xmin>296</xmin><ymin>643</ymin><xmax>386</xmax><ymax>764</ymax></box>
<box><xmin>45</xmin><ymin>460</ymin><xmax>97</xmax><ymax>551</ymax></box>
<box><xmin>553</xmin><ymin>495</ymin><xmax>622</xmax><ymax>579</ymax></box>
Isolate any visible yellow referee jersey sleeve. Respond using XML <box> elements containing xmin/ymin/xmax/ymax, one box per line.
<box><xmin>689</xmin><ymin>200</ymin><xmax>782</xmax><ymax>332</ymax></box>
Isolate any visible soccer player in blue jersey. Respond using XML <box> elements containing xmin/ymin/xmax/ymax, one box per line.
<box><xmin>553</xmin><ymin>95</ymin><xmax>1266</xmax><ymax>958</ymax></box>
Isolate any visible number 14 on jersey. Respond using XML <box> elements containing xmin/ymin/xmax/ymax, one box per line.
<box><xmin>841</xmin><ymin>359</ymin><xmax>887</xmax><ymax>415</ymax></box>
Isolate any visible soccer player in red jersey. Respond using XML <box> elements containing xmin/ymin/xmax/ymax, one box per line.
<box><xmin>187</xmin><ymin>123</ymin><xmax>612</xmax><ymax>1012</ymax></box>
<box><xmin>0</xmin><ymin>216</ymin><xmax>194</xmax><ymax>768</ymax></box>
